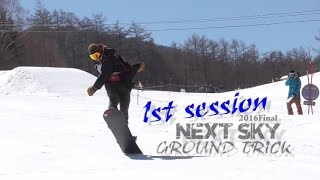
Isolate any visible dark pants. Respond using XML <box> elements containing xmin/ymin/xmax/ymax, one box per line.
<box><xmin>104</xmin><ymin>64</ymin><xmax>142</xmax><ymax>122</ymax></box>
<box><xmin>287</xmin><ymin>96</ymin><xmax>303</xmax><ymax>115</ymax></box>
<box><xmin>105</xmin><ymin>84</ymin><xmax>131</xmax><ymax>122</ymax></box>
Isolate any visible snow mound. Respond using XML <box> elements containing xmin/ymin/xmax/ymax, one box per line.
<box><xmin>0</xmin><ymin>67</ymin><xmax>96</xmax><ymax>95</ymax></box>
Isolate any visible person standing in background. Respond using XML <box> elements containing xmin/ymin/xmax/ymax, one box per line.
<box><xmin>285</xmin><ymin>70</ymin><xmax>303</xmax><ymax>115</ymax></box>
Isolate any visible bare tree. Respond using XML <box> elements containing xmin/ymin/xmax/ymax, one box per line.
<box><xmin>78</xmin><ymin>16</ymin><xmax>94</xmax><ymax>30</ymax></box>
<box><xmin>0</xmin><ymin>0</ymin><xmax>26</xmax><ymax>24</ymax></box>
<box><xmin>91</xmin><ymin>13</ymin><xmax>108</xmax><ymax>33</ymax></box>
<box><xmin>183</xmin><ymin>33</ymin><xmax>208</xmax><ymax>56</ymax></box>
<box><xmin>110</xmin><ymin>20</ymin><xmax>127</xmax><ymax>38</ymax></box>
<box><xmin>51</xmin><ymin>10</ymin><xmax>79</xmax><ymax>30</ymax></box>
<box><xmin>127</xmin><ymin>22</ymin><xmax>152</xmax><ymax>42</ymax></box>
<box><xmin>126</xmin><ymin>22</ymin><xmax>152</xmax><ymax>59</ymax></box>
<box><xmin>218</xmin><ymin>38</ymin><xmax>229</xmax><ymax>64</ymax></box>
<box><xmin>0</xmin><ymin>0</ymin><xmax>25</xmax><ymax>69</ymax></box>
<box><xmin>108</xmin><ymin>20</ymin><xmax>128</xmax><ymax>50</ymax></box>
<box><xmin>207</xmin><ymin>40</ymin><xmax>219</xmax><ymax>61</ymax></box>
<box><xmin>28</xmin><ymin>0</ymin><xmax>52</xmax><ymax>30</ymax></box>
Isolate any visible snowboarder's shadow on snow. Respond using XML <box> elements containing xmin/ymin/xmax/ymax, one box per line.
<box><xmin>126</xmin><ymin>154</ymin><xmax>204</xmax><ymax>160</ymax></box>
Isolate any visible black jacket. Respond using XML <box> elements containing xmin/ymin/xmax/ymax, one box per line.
<box><xmin>93</xmin><ymin>48</ymin><xmax>131</xmax><ymax>89</ymax></box>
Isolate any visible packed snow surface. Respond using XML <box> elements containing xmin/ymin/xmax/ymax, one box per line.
<box><xmin>0</xmin><ymin>67</ymin><xmax>319</xmax><ymax>180</ymax></box>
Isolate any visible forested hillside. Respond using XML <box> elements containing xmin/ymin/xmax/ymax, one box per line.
<box><xmin>1</xmin><ymin>0</ymin><xmax>319</xmax><ymax>91</ymax></box>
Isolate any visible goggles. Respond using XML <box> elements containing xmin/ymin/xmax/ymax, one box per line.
<box><xmin>89</xmin><ymin>52</ymin><xmax>101</xmax><ymax>61</ymax></box>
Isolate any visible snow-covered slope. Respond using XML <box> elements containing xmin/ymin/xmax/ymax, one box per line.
<box><xmin>0</xmin><ymin>67</ymin><xmax>96</xmax><ymax>95</ymax></box>
<box><xmin>0</xmin><ymin>67</ymin><xmax>319</xmax><ymax>180</ymax></box>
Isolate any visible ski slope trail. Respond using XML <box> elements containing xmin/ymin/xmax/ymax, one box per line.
<box><xmin>0</xmin><ymin>67</ymin><xmax>319</xmax><ymax>180</ymax></box>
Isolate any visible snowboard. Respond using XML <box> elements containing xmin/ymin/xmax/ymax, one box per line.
<box><xmin>103</xmin><ymin>108</ymin><xmax>142</xmax><ymax>154</ymax></box>
<box><xmin>123</xmin><ymin>62</ymin><xmax>144</xmax><ymax>89</ymax></box>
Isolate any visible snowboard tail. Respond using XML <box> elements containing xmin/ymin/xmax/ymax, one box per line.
<box><xmin>103</xmin><ymin>108</ymin><xmax>142</xmax><ymax>154</ymax></box>
<box><xmin>123</xmin><ymin>62</ymin><xmax>144</xmax><ymax>89</ymax></box>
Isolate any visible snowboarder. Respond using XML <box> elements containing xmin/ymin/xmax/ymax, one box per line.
<box><xmin>285</xmin><ymin>70</ymin><xmax>303</xmax><ymax>115</ymax></box>
<box><xmin>86</xmin><ymin>43</ymin><xmax>145</xmax><ymax>122</ymax></box>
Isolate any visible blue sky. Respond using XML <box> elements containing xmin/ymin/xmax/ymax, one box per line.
<box><xmin>20</xmin><ymin>0</ymin><xmax>320</xmax><ymax>55</ymax></box>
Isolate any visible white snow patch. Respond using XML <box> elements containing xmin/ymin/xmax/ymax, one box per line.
<box><xmin>0</xmin><ymin>67</ymin><xmax>320</xmax><ymax>180</ymax></box>
<box><xmin>0</xmin><ymin>67</ymin><xmax>96</xmax><ymax>96</ymax></box>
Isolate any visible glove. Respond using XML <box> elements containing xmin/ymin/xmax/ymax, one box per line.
<box><xmin>87</xmin><ymin>86</ymin><xmax>97</xmax><ymax>96</ymax></box>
